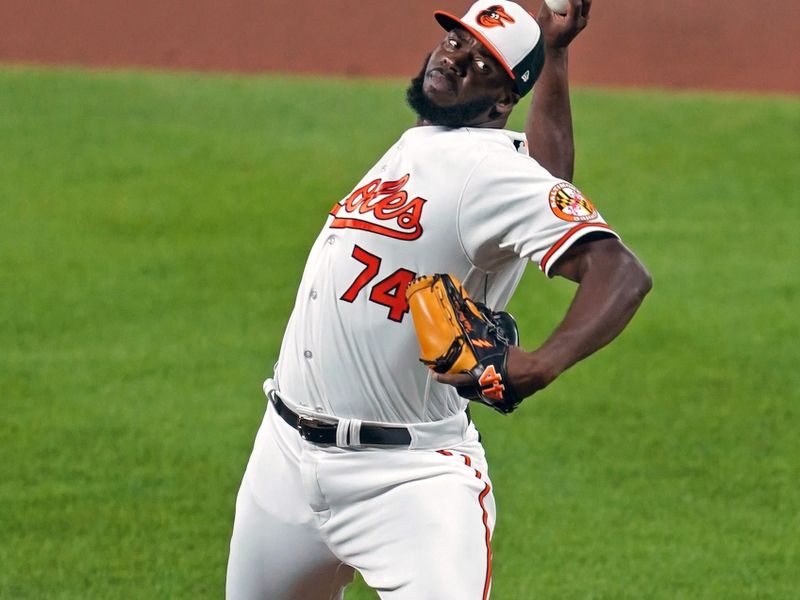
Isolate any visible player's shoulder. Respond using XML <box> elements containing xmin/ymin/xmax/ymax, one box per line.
<box><xmin>463</xmin><ymin>128</ymin><xmax>554</xmax><ymax>180</ymax></box>
<box><xmin>402</xmin><ymin>125</ymin><xmax>524</xmax><ymax>150</ymax></box>
<box><xmin>400</xmin><ymin>126</ymin><xmax>541</xmax><ymax>171</ymax></box>
<box><xmin>464</xmin><ymin>129</ymin><xmax>556</xmax><ymax>186</ymax></box>
<box><xmin>464</xmin><ymin>127</ymin><xmax>531</xmax><ymax>156</ymax></box>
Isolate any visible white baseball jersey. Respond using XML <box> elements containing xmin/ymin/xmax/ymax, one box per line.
<box><xmin>274</xmin><ymin>125</ymin><xmax>617</xmax><ymax>424</ymax></box>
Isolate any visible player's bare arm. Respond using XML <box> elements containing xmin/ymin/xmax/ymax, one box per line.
<box><xmin>508</xmin><ymin>236</ymin><xmax>651</xmax><ymax>396</ymax></box>
<box><xmin>526</xmin><ymin>0</ymin><xmax>592</xmax><ymax>181</ymax></box>
<box><xmin>435</xmin><ymin>237</ymin><xmax>651</xmax><ymax>399</ymax></box>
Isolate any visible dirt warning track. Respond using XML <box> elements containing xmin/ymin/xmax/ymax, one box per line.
<box><xmin>1</xmin><ymin>0</ymin><xmax>798</xmax><ymax>93</ymax></box>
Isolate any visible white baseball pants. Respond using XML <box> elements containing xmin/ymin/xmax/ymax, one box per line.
<box><xmin>226</xmin><ymin>402</ymin><xmax>496</xmax><ymax>599</ymax></box>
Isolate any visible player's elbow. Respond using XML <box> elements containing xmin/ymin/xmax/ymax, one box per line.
<box><xmin>640</xmin><ymin>265</ymin><xmax>653</xmax><ymax>297</ymax></box>
<box><xmin>622</xmin><ymin>253</ymin><xmax>653</xmax><ymax>308</ymax></box>
<box><xmin>567</xmin><ymin>237</ymin><xmax>652</xmax><ymax>305</ymax></box>
<box><xmin>594</xmin><ymin>238</ymin><xmax>653</xmax><ymax>302</ymax></box>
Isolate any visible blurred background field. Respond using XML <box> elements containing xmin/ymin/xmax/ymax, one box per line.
<box><xmin>1</xmin><ymin>67</ymin><xmax>799</xmax><ymax>598</ymax></box>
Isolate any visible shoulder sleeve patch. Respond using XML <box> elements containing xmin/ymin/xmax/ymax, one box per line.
<box><xmin>548</xmin><ymin>182</ymin><xmax>598</xmax><ymax>222</ymax></box>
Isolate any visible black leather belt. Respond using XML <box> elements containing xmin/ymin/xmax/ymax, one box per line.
<box><xmin>270</xmin><ymin>393</ymin><xmax>473</xmax><ymax>447</ymax></box>
<box><xmin>271</xmin><ymin>393</ymin><xmax>412</xmax><ymax>446</ymax></box>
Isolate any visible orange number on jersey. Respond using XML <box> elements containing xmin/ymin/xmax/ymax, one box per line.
<box><xmin>340</xmin><ymin>245</ymin><xmax>381</xmax><ymax>302</ymax></box>
<box><xmin>370</xmin><ymin>268</ymin><xmax>416</xmax><ymax>322</ymax></box>
<box><xmin>341</xmin><ymin>245</ymin><xmax>416</xmax><ymax>323</ymax></box>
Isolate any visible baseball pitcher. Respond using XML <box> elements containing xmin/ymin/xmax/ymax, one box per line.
<box><xmin>226</xmin><ymin>1</ymin><xmax>651</xmax><ymax>598</ymax></box>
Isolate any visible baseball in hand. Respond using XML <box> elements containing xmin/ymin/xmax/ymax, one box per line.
<box><xmin>544</xmin><ymin>0</ymin><xmax>569</xmax><ymax>15</ymax></box>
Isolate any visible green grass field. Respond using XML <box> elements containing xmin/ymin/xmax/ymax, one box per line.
<box><xmin>1</xmin><ymin>66</ymin><xmax>798</xmax><ymax>599</ymax></box>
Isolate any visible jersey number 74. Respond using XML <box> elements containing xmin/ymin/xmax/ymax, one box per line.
<box><xmin>340</xmin><ymin>245</ymin><xmax>416</xmax><ymax>323</ymax></box>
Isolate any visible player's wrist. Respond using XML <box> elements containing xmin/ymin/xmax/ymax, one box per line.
<box><xmin>544</xmin><ymin>45</ymin><xmax>569</xmax><ymax>58</ymax></box>
<box><xmin>508</xmin><ymin>348</ymin><xmax>560</xmax><ymax>397</ymax></box>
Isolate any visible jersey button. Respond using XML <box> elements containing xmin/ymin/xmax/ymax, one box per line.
<box><xmin>304</xmin><ymin>350</ymin><xmax>313</xmax><ymax>359</ymax></box>
<box><xmin>310</xmin><ymin>290</ymin><xmax>318</xmax><ymax>299</ymax></box>
<box><xmin>326</xmin><ymin>235</ymin><xmax>336</xmax><ymax>245</ymax></box>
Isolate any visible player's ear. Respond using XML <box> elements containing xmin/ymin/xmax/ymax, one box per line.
<box><xmin>489</xmin><ymin>91</ymin><xmax>519</xmax><ymax>119</ymax></box>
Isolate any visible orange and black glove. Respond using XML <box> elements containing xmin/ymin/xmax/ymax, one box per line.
<box><xmin>406</xmin><ymin>273</ymin><xmax>522</xmax><ymax>414</ymax></box>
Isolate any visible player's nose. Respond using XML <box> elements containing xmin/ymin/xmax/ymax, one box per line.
<box><xmin>442</xmin><ymin>52</ymin><xmax>467</xmax><ymax>77</ymax></box>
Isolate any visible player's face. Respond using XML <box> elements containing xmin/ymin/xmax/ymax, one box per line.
<box><xmin>423</xmin><ymin>27</ymin><xmax>512</xmax><ymax>108</ymax></box>
<box><xmin>406</xmin><ymin>27</ymin><xmax>516</xmax><ymax>128</ymax></box>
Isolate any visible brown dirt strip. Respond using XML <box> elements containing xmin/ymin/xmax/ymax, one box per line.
<box><xmin>1</xmin><ymin>0</ymin><xmax>798</xmax><ymax>93</ymax></box>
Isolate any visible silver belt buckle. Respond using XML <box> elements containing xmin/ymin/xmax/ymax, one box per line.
<box><xmin>296</xmin><ymin>415</ymin><xmax>313</xmax><ymax>440</ymax></box>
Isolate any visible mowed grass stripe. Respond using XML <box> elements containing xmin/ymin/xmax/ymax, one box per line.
<box><xmin>1</xmin><ymin>67</ymin><xmax>798</xmax><ymax>599</ymax></box>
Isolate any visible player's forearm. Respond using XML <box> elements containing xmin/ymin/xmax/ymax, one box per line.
<box><xmin>526</xmin><ymin>47</ymin><xmax>575</xmax><ymax>181</ymax></box>
<box><xmin>512</xmin><ymin>244</ymin><xmax>652</xmax><ymax>396</ymax></box>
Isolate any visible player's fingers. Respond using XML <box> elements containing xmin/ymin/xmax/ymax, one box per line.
<box><xmin>567</xmin><ymin>0</ymin><xmax>583</xmax><ymax>25</ymax></box>
<box><xmin>536</xmin><ymin>1</ymin><xmax>553</xmax><ymax>23</ymax></box>
<box><xmin>432</xmin><ymin>371</ymin><xmax>473</xmax><ymax>387</ymax></box>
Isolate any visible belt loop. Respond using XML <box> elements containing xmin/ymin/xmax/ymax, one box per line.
<box><xmin>336</xmin><ymin>419</ymin><xmax>352</xmax><ymax>448</ymax></box>
<box><xmin>349</xmin><ymin>419</ymin><xmax>363</xmax><ymax>448</ymax></box>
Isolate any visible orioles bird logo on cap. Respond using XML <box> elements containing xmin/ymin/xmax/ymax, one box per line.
<box><xmin>476</xmin><ymin>5</ymin><xmax>515</xmax><ymax>28</ymax></box>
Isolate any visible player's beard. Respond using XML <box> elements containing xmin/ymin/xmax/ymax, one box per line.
<box><xmin>406</xmin><ymin>54</ymin><xmax>497</xmax><ymax>128</ymax></box>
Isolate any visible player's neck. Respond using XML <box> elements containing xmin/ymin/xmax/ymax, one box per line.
<box><xmin>414</xmin><ymin>115</ymin><xmax>510</xmax><ymax>129</ymax></box>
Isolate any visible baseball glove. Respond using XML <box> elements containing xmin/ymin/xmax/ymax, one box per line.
<box><xmin>405</xmin><ymin>273</ymin><xmax>522</xmax><ymax>414</ymax></box>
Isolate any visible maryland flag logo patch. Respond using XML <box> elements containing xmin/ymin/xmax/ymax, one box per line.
<box><xmin>548</xmin><ymin>182</ymin><xmax>598</xmax><ymax>222</ymax></box>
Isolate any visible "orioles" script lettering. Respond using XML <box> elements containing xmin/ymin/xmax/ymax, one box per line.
<box><xmin>329</xmin><ymin>174</ymin><xmax>426</xmax><ymax>241</ymax></box>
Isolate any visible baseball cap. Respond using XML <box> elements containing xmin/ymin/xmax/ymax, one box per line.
<box><xmin>434</xmin><ymin>1</ymin><xmax>545</xmax><ymax>97</ymax></box>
